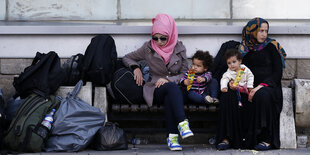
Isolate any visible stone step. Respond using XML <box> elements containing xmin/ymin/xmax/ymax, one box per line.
<box><xmin>55</xmin><ymin>81</ymin><xmax>92</xmax><ymax>105</ymax></box>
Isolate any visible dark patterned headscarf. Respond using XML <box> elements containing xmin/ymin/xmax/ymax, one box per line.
<box><xmin>239</xmin><ymin>17</ymin><xmax>287</xmax><ymax>68</ymax></box>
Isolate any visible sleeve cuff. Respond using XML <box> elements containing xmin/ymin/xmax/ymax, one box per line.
<box><xmin>130</xmin><ymin>65</ymin><xmax>140</xmax><ymax>71</ymax></box>
<box><xmin>259</xmin><ymin>83</ymin><xmax>269</xmax><ymax>87</ymax></box>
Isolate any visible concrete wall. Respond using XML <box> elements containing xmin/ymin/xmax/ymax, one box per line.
<box><xmin>233</xmin><ymin>0</ymin><xmax>310</xmax><ymax>19</ymax></box>
<box><xmin>1</xmin><ymin>0</ymin><xmax>310</xmax><ymax>58</ymax></box>
<box><xmin>0</xmin><ymin>0</ymin><xmax>5</xmax><ymax>20</ymax></box>
<box><xmin>2</xmin><ymin>0</ymin><xmax>310</xmax><ymax>21</ymax></box>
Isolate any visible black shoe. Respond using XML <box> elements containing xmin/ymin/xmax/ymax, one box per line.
<box><xmin>254</xmin><ymin>142</ymin><xmax>272</xmax><ymax>151</ymax></box>
<box><xmin>216</xmin><ymin>141</ymin><xmax>230</xmax><ymax>150</ymax></box>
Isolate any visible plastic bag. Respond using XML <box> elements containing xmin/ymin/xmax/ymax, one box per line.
<box><xmin>92</xmin><ymin>122</ymin><xmax>128</xmax><ymax>150</ymax></box>
<box><xmin>45</xmin><ymin>80</ymin><xmax>105</xmax><ymax>152</ymax></box>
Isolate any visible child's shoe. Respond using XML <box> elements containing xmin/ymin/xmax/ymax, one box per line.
<box><xmin>178</xmin><ymin>119</ymin><xmax>194</xmax><ymax>139</ymax></box>
<box><xmin>205</xmin><ymin>95</ymin><xmax>214</xmax><ymax>104</ymax></box>
<box><xmin>213</xmin><ymin>98</ymin><xmax>220</xmax><ymax>104</ymax></box>
<box><xmin>167</xmin><ymin>134</ymin><xmax>182</xmax><ymax>151</ymax></box>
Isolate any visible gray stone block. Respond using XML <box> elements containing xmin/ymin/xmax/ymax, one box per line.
<box><xmin>295</xmin><ymin>79</ymin><xmax>310</xmax><ymax>128</ymax></box>
<box><xmin>283</xmin><ymin>59</ymin><xmax>296</xmax><ymax>80</ymax></box>
<box><xmin>282</xmin><ymin>80</ymin><xmax>293</xmax><ymax>88</ymax></box>
<box><xmin>297</xmin><ymin>60</ymin><xmax>310</xmax><ymax>79</ymax></box>
<box><xmin>0</xmin><ymin>58</ymin><xmax>32</xmax><ymax>74</ymax></box>
<box><xmin>8</xmin><ymin>0</ymin><xmax>117</xmax><ymax>20</ymax></box>
<box><xmin>0</xmin><ymin>0</ymin><xmax>5</xmax><ymax>20</ymax></box>
<box><xmin>55</xmin><ymin>82</ymin><xmax>92</xmax><ymax>105</ymax></box>
<box><xmin>120</xmin><ymin>0</ymin><xmax>230</xmax><ymax>19</ymax></box>
<box><xmin>94</xmin><ymin>87</ymin><xmax>108</xmax><ymax>121</ymax></box>
<box><xmin>0</xmin><ymin>75</ymin><xmax>15</xmax><ymax>102</ymax></box>
<box><xmin>280</xmin><ymin>88</ymin><xmax>297</xmax><ymax>149</ymax></box>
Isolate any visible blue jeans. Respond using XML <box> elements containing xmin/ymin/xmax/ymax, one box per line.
<box><xmin>153</xmin><ymin>82</ymin><xmax>186</xmax><ymax>134</ymax></box>
<box><xmin>187</xmin><ymin>78</ymin><xmax>219</xmax><ymax>104</ymax></box>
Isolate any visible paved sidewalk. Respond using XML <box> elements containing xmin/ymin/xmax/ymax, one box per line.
<box><xmin>18</xmin><ymin>144</ymin><xmax>310</xmax><ymax>155</ymax></box>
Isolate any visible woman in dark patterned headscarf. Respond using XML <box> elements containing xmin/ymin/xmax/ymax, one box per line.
<box><xmin>216</xmin><ymin>17</ymin><xmax>286</xmax><ymax>151</ymax></box>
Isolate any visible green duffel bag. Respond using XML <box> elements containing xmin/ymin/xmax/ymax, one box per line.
<box><xmin>4</xmin><ymin>93</ymin><xmax>60</xmax><ymax>152</ymax></box>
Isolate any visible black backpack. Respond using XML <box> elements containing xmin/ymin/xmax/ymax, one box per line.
<box><xmin>82</xmin><ymin>35</ymin><xmax>117</xmax><ymax>86</ymax></box>
<box><xmin>13</xmin><ymin>51</ymin><xmax>65</xmax><ymax>99</ymax></box>
<box><xmin>210</xmin><ymin>40</ymin><xmax>240</xmax><ymax>83</ymax></box>
<box><xmin>62</xmin><ymin>53</ymin><xmax>84</xmax><ymax>86</ymax></box>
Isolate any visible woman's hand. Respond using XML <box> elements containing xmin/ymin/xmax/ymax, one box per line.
<box><xmin>196</xmin><ymin>76</ymin><xmax>205</xmax><ymax>83</ymax></box>
<box><xmin>133</xmin><ymin>68</ymin><xmax>144</xmax><ymax>86</ymax></box>
<box><xmin>183</xmin><ymin>79</ymin><xmax>190</xmax><ymax>86</ymax></box>
<box><xmin>248</xmin><ymin>85</ymin><xmax>264</xmax><ymax>102</ymax></box>
<box><xmin>155</xmin><ymin>78</ymin><xmax>169</xmax><ymax>88</ymax></box>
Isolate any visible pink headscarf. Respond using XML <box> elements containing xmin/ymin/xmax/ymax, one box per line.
<box><xmin>151</xmin><ymin>13</ymin><xmax>178</xmax><ymax>65</ymax></box>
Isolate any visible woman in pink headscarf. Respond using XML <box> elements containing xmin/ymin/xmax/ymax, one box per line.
<box><xmin>123</xmin><ymin>13</ymin><xmax>193</xmax><ymax>151</ymax></box>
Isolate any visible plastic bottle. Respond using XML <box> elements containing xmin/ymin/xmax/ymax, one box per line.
<box><xmin>36</xmin><ymin>109</ymin><xmax>56</xmax><ymax>139</ymax></box>
<box><xmin>208</xmin><ymin>137</ymin><xmax>216</xmax><ymax>145</ymax></box>
<box><xmin>41</xmin><ymin>109</ymin><xmax>56</xmax><ymax>130</ymax></box>
<box><xmin>131</xmin><ymin>138</ymin><xmax>148</xmax><ymax>145</ymax></box>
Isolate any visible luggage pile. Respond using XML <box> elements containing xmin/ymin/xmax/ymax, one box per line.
<box><xmin>0</xmin><ymin>35</ymin><xmax>128</xmax><ymax>153</ymax></box>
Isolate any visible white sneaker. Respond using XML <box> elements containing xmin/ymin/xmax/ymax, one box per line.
<box><xmin>205</xmin><ymin>95</ymin><xmax>214</xmax><ymax>104</ymax></box>
<box><xmin>167</xmin><ymin>134</ymin><xmax>182</xmax><ymax>151</ymax></box>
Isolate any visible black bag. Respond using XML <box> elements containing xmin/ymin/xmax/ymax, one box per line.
<box><xmin>82</xmin><ymin>35</ymin><xmax>117</xmax><ymax>86</ymax></box>
<box><xmin>0</xmin><ymin>88</ymin><xmax>8</xmax><ymax>149</ymax></box>
<box><xmin>111</xmin><ymin>67</ymin><xmax>146</xmax><ymax>105</ymax></box>
<box><xmin>13</xmin><ymin>51</ymin><xmax>65</xmax><ymax>99</ymax></box>
<box><xmin>62</xmin><ymin>53</ymin><xmax>84</xmax><ymax>86</ymax></box>
<box><xmin>210</xmin><ymin>40</ymin><xmax>240</xmax><ymax>83</ymax></box>
<box><xmin>92</xmin><ymin>122</ymin><xmax>128</xmax><ymax>151</ymax></box>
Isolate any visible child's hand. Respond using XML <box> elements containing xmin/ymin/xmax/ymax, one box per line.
<box><xmin>221</xmin><ymin>88</ymin><xmax>228</xmax><ymax>93</ymax></box>
<box><xmin>229</xmin><ymin>81</ymin><xmax>238</xmax><ymax>90</ymax></box>
<box><xmin>184</xmin><ymin>79</ymin><xmax>190</xmax><ymax>86</ymax></box>
<box><xmin>196</xmin><ymin>76</ymin><xmax>205</xmax><ymax>83</ymax></box>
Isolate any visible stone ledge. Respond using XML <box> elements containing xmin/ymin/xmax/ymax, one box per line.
<box><xmin>1</xmin><ymin>22</ymin><xmax>310</xmax><ymax>35</ymax></box>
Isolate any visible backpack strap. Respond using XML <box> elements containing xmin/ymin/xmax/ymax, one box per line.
<box><xmin>18</xmin><ymin>125</ymin><xmax>33</xmax><ymax>153</ymax></box>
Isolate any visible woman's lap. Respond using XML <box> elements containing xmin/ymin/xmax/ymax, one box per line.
<box><xmin>252</xmin><ymin>87</ymin><xmax>281</xmax><ymax>148</ymax></box>
<box><xmin>217</xmin><ymin>87</ymin><xmax>281</xmax><ymax>149</ymax></box>
<box><xmin>217</xmin><ymin>90</ymin><xmax>249</xmax><ymax>148</ymax></box>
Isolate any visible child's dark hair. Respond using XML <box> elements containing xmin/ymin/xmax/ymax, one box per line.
<box><xmin>192</xmin><ymin>50</ymin><xmax>213</xmax><ymax>69</ymax></box>
<box><xmin>224</xmin><ymin>48</ymin><xmax>242</xmax><ymax>61</ymax></box>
